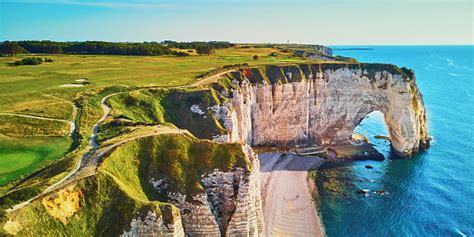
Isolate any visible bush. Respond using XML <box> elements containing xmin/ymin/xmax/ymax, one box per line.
<box><xmin>172</xmin><ymin>51</ymin><xmax>190</xmax><ymax>57</ymax></box>
<box><xmin>196</xmin><ymin>45</ymin><xmax>214</xmax><ymax>55</ymax></box>
<box><xmin>44</xmin><ymin>58</ymin><xmax>54</xmax><ymax>62</ymax></box>
<box><xmin>253</xmin><ymin>55</ymin><xmax>259</xmax><ymax>60</ymax></box>
<box><xmin>14</xmin><ymin>57</ymin><xmax>43</xmax><ymax>65</ymax></box>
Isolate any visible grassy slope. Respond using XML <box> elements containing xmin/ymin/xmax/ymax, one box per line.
<box><xmin>1</xmin><ymin>133</ymin><xmax>249</xmax><ymax>236</ymax></box>
<box><xmin>103</xmin><ymin>88</ymin><xmax>226</xmax><ymax>142</ymax></box>
<box><xmin>75</xmin><ymin>86</ymin><xmax>130</xmax><ymax>145</ymax></box>
<box><xmin>0</xmin><ymin>149</ymin><xmax>84</xmax><ymax>210</ymax></box>
<box><xmin>0</xmin><ymin>136</ymin><xmax>72</xmax><ymax>186</ymax></box>
<box><xmin>0</xmin><ymin>92</ymin><xmax>74</xmax><ymax>120</ymax></box>
<box><xmin>100</xmin><ymin>133</ymin><xmax>250</xmax><ymax>201</ymax></box>
<box><xmin>0</xmin><ymin>47</ymin><xmax>303</xmax><ymax>187</ymax></box>
<box><xmin>0</xmin><ymin>115</ymin><xmax>71</xmax><ymax>137</ymax></box>
<box><xmin>1</xmin><ymin>174</ymin><xmax>180</xmax><ymax>237</ymax></box>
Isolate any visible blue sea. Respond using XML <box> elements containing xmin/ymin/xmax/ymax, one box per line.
<box><xmin>317</xmin><ymin>46</ymin><xmax>474</xmax><ymax>237</ymax></box>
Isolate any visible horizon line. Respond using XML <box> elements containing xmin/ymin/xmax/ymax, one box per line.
<box><xmin>1</xmin><ymin>39</ymin><xmax>473</xmax><ymax>47</ymax></box>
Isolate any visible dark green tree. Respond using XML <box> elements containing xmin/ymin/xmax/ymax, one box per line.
<box><xmin>0</xmin><ymin>42</ymin><xmax>27</xmax><ymax>56</ymax></box>
<box><xmin>195</xmin><ymin>45</ymin><xmax>214</xmax><ymax>55</ymax></box>
<box><xmin>44</xmin><ymin>45</ymin><xmax>63</xmax><ymax>55</ymax></box>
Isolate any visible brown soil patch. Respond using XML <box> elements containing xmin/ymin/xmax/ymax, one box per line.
<box><xmin>42</xmin><ymin>185</ymin><xmax>82</xmax><ymax>224</ymax></box>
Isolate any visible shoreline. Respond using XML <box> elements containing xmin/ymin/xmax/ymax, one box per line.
<box><xmin>259</xmin><ymin>152</ymin><xmax>325</xmax><ymax>236</ymax></box>
<box><xmin>307</xmin><ymin>169</ymin><xmax>327</xmax><ymax>236</ymax></box>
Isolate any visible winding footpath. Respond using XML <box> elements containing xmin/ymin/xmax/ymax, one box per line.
<box><xmin>6</xmin><ymin>92</ymin><xmax>130</xmax><ymax>212</ymax></box>
<box><xmin>188</xmin><ymin>70</ymin><xmax>234</xmax><ymax>88</ymax></box>
<box><xmin>0</xmin><ymin>111</ymin><xmax>76</xmax><ymax>136</ymax></box>
<box><xmin>6</xmin><ymin>71</ymin><xmax>232</xmax><ymax>213</ymax></box>
<box><xmin>5</xmin><ymin>69</ymin><xmax>329</xmax><ymax>237</ymax></box>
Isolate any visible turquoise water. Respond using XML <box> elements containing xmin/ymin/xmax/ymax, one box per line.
<box><xmin>318</xmin><ymin>46</ymin><xmax>474</xmax><ymax>237</ymax></box>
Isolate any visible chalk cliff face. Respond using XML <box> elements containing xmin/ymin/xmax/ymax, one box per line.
<box><xmin>151</xmin><ymin>144</ymin><xmax>264</xmax><ymax>236</ymax></box>
<box><xmin>213</xmin><ymin>64</ymin><xmax>429</xmax><ymax>157</ymax></box>
<box><xmin>122</xmin><ymin>208</ymin><xmax>185</xmax><ymax>236</ymax></box>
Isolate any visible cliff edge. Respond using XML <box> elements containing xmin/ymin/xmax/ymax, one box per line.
<box><xmin>210</xmin><ymin>63</ymin><xmax>429</xmax><ymax>157</ymax></box>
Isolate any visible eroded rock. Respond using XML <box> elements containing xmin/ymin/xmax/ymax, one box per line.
<box><xmin>222</xmin><ymin>64</ymin><xmax>429</xmax><ymax>157</ymax></box>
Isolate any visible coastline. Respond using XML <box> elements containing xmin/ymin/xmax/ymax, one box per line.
<box><xmin>259</xmin><ymin>152</ymin><xmax>325</xmax><ymax>236</ymax></box>
<box><xmin>307</xmin><ymin>169</ymin><xmax>327</xmax><ymax>236</ymax></box>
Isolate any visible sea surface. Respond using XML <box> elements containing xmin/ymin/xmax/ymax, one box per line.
<box><xmin>317</xmin><ymin>46</ymin><xmax>474</xmax><ymax>237</ymax></box>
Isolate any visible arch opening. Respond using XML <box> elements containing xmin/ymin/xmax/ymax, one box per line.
<box><xmin>352</xmin><ymin>110</ymin><xmax>392</xmax><ymax>158</ymax></box>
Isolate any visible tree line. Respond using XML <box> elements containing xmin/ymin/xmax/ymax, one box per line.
<box><xmin>163</xmin><ymin>40</ymin><xmax>235</xmax><ymax>55</ymax></box>
<box><xmin>162</xmin><ymin>40</ymin><xmax>234</xmax><ymax>49</ymax></box>
<box><xmin>19</xmin><ymin>41</ymin><xmax>173</xmax><ymax>55</ymax></box>
<box><xmin>0</xmin><ymin>41</ymin><xmax>174</xmax><ymax>56</ymax></box>
<box><xmin>1</xmin><ymin>40</ymin><xmax>236</xmax><ymax>56</ymax></box>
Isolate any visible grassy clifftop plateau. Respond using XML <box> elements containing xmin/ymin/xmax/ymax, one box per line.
<box><xmin>220</xmin><ymin>63</ymin><xmax>414</xmax><ymax>87</ymax></box>
<box><xmin>0</xmin><ymin>45</ymin><xmax>306</xmax><ymax>187</ymax></box>
<box><xmin>1</xmin><ymin>133</ymin><xmax>251</xmax><ymax>236</ymax></box>
<box><xmin>100</xmin><ymin>133</ymin><xmax>250</xmax><ymax>200</ymax></box>
<box><xmin>101</xmin><ymin>88</ymin><xmax>227</xmax><ymax>142</ymax></box>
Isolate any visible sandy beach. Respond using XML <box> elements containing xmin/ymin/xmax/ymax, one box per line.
<box><xmin>259</xmin><ymin>152</ymin><xmax>325</xmax><ymax>236</ymax></box>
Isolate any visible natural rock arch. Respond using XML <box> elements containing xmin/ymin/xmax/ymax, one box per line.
<box><xmin>219</xmin><ymin>64</ymin><xmax>429</xmax><ymax>157</ymax></box>
<box><xmin>351</xmin><ymin>110</ymin><xmax>389</xmax><ymax>142</ymax></box>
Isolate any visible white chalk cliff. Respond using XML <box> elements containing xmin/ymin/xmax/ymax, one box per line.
<box><xmin>213</xmin><ymin>63</ymin><xmax>429</xmax><ymax>157</ymax></box>
<box><xmin>149</xmin><ymin>144</ymin><xmax>264</xmax><ymax>237</ymax></box>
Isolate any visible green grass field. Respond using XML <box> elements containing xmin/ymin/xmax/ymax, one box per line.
<box><xmin>0</xmin><ymin>136</ymin><xmax>72</xmax><ymax>186</ymax></box>
<box><xmin>1</xmin><ymin>133</ymin><xmax>248</xmax><ymax>236</ymax></box>
<box><xmin>0</xmin><ymin>46</ymin><xmax>309</xmax><ymax>187</ymax></box>
<box><xmin>0</xmin><ymin>47</ymin><xmax>305</xmax><ymax>110</ymax></box>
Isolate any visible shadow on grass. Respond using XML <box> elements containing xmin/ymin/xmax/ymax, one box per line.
<box><xmin>5</xmin><ymin>63</ymin><xmax>19</xmax><ymax>67</ymax></box>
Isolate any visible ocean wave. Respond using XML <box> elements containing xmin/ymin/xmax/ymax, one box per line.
<box><xmin>448</xmin><ymin>72</ymin><xmax>462</xmax><ymax>77</ymax></box>
<box><xmin>429</xmin><ymin>54</ymin><xmax>466</xmax><ymax>70</ymax></box>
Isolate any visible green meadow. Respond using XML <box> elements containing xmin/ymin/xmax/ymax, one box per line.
<box><xmin>0</xmin><ymin>47</ymin><xmax>305</xmax><ymax>109</ymax></box>
<box><xmin>0</xmin><ymin>136</ymin><xmax>72</xmax><ymax>186</ymax></box>
<box><xmin>0</xmin><ymin>46</ymin><xmax>308</xmax><ymax>186</ymax></box>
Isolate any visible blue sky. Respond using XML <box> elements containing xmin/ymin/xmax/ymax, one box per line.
<box><xmin>0</xmin><ymin>0</ymin><xmax>472</xmax><ymax>45</ymax></box>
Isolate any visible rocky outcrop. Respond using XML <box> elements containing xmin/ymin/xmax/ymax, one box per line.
<box><xmin>122</xmin><ymin>209</ymin><xmax>185</xmax><ymax>237</ymax></box>
<box><xmin>212</xmin><ymin>64</ymin><xmax>429</xmax><ymax>157</ymax></box>
<box><xmin>151</xmin><ymin>145</ymin><xmax>264</xmax><ymax>236</ymax></box>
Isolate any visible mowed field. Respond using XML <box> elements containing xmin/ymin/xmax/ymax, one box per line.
<box><xmin>0</xmin><ymin>135</ymin><xmax>72</xmax><ymax>185</ymax></box>
<box><xmin>0</xmin><ymin>47</ymin><xmax>304</xmax><ymax>108</ymax></box>
<box><xmin>0</xmin><ymin>46</ymin><xmax>306</xmax><ymax>186</ymax></box>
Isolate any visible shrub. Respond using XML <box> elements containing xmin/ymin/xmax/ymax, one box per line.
<box><xmin>253</xmin><ymin>55</ymin><xmax>259</xmax><ymax>60</ymax></box>
<box><xmin>44</xmin><ymin>58</ymin><xmax>54</xmax><ymax>62</ymax></box>
<box><xmin>196</xmin><ymin>45</ymin><xmax>214</xmax><ymax>55</ymax></box>
<box><xmin>172</xmin><ymin>51</ymin><xmax>190</xmax><ymax>57</ymax></box>
<box><xmin>14</xmin><ymin>57</ymin><xmax>43</xmax><ymax>65</ymax></box>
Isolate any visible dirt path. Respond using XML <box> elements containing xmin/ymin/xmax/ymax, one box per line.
<box><xmin>0</xmin><ymin>112</ymin><xmax>76</xmax><ymax>136</ymax></box>
<box><xmin>259</xmin><ymin>152</ymin><xmax>325</xmax><ymax>237</ymax></box>
<box><xmin>188</xmin><ymin>70</ymin><xmax>235</xmax><ymax>88</ymax></box>
<box><xmin>6</xmin><ymin>91</ymin><xmax>184</xmax><ymax>213</ymax></box>
<box><xmin>6</xmin><ymin>71</ymin><xmax>232</xmax><ymax>213</ymax></box>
